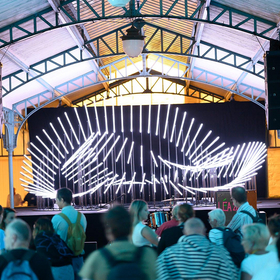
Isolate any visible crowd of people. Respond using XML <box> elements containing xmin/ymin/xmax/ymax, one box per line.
<box><xmin>0</xmin><ymin>186</ymin><xmax>280</xmax><ymax>280</ymax></box>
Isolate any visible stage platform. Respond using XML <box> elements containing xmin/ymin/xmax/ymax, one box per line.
<box><xmin>15</xmin><ymin>199</ymin><xmax>280</xmax><ymax>249</ymax></box>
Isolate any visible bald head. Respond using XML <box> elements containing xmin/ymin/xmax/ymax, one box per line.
<box><xmin>183</xmin><ymin>218</ymin><xmax>206</xmax><ymax>236</ymax></box>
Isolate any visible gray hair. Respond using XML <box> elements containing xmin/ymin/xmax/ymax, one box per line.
<box><xmin>208</xmin><ymin>209</ymin><xmax>226</xmax><ymax>227</ymax></box>
<box><xmin>6</xmin><ymin>219</ymin><xmax>31</xmax><ymax>244</ymax></box>
<box><xmin>184</xmin><ymin>217</ymin><xmax>205</xmax><ymax>236</ymax></box>
<box><xmin>242</xmin><ymin>223</ymin><xmax>270</xmax><ymax>251</ymax></box>
<box><xmin>172</xmin><ymin>205</ymin><xmax>180</xmax><ymax>220</ymax></box>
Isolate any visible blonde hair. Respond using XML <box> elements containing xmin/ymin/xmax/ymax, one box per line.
<box><xmin>242</xmin><ymin>223</ymin><xmax>270</xmax><ymax>251</ymax></box>
<box><xmin>129</xmin><ymin>199</ymin><xmax>147</xmax><ymax>226</ymax></box>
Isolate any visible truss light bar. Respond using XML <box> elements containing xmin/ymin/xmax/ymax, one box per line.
<box><xmin>189</xmin><ymin>130</ymin><xmax>212</xmax><ymax>160</ymax></box>
<box><xmin>140</xmin><ymin>104</ymin><xmax>142</xmax><ymax>133</ymax></box>
<box><xmin>161</xmin><ymin>177</ymin><xmax>169</xmax><ymax>194</ymax></box>
<box><xmin>169</xmin><ymin>180</ymin><xmax>183</xmax><ymax>195</ymax></box>
<box><xmin>36</xmin><ymin>136</ymin><xmax>61</xmax><ymax>164</ymax></box>
<box><xmin>127</xmin><ymin>141</ymin><xmax>134</xmax><ymax>164</ymax></box>
<box><xmin>223</xmin><ymin>145</ymin><xmax>240</xmax><ymax>177</ymax></box>
<box><xmin>57</xmin><ymin>117</ymin><xmax>74</xmax><ymax>150</ymax></box>
<box><xmin>116</xmin><ymin>138</ymin><xmax>128</xmax><ymax>162</ymax></box>
<box><xmin>93</xmin><ymin>100</ymin><xmax>101</xmax><ymax>135</ymax></box>
<box><xmin>128</xmin><ymin>172</ymin><xmax>137</xmax><ymax>193</ymax></box>
<box><xmin>103</xmin><ymin>136</ymin><xmax>120</xmax><ymax>162</ymax></box>
<box><xmin>235</xmin><ymin>142</ymin><xmax>252</xmax><ymax>176</ymax></box>
<box><xmin>30</xmin><ymin>142</ymin><xmax>59</xmax><ymax>169</ymax></box>
<box><xmin>176</xmin><ymin>111</ymin><xmax>186</xmax><ymax>147</ymax></box>
<box><xmin>64</xmin><ymin>112</ymin><xmax>80</xmax><ymax>145</ymax></box>
<box><xmin>181</xmin><ymin>118</ymin><xmax>195</xmax><ymax>152</ymax></box>
<box><xmin>27</xmin><ymin>148</ymin><xmax>56</xmax><ymax>175</ymax></box>
<box><xmin>140</xmin><ymin>173</ymin><xmax>146</xmax><ymax>192</ymax></box>
<box><xmin>49</xmin><ymin>123</ymin><xmax>69</xmax><ymax>154</ymax></box>
<box><xmin>42</xmin><ymin>129</ymin><xmax>65</xmax><ymax>159</ymax></box>
<box><xmin>156</xmin><ymin>104</ymin><xmax>160</xmax><ymax>136</ymax></box>
<box><xmin>116</xmin><ymin>172</ymin><xmax>126</xmax><ymax>193</ymax></box>
<box><xmin>163</xmin><ymin>104</ymin><xmax>170</xmax><ymax>139</ymax></box>
<box><xmin>229</xmin><ymin>143</ymin><xmax>246</xmax><ymax>177</ymax></box>
<box><xmin>170</xmin><ymin>107</ymin><xmax>179</xmax><ymax>143</ymax></box>
<box><xmin>84</xmin><ymin>104</ymin><xmax>93</xmax><ymax>135</ymax></box>
<box><xmin>150</xmin><ymin>151</ymin><xmax>158</xmax><ymax>167</ymax></box>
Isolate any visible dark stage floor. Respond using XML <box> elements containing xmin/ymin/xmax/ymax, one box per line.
<box><xmin>15</xmin><ymin>199</ymin><xmax>280</xmax><ymax>249</ymax></box>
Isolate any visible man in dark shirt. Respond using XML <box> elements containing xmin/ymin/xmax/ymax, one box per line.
<box><xmin>0</xmin><ymin>219</ymin><xmax>54</xmax><ymax>280</ymax></box>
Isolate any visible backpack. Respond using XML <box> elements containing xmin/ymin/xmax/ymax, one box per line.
<box><xmin>240</xmin><ymin>210</ymin><xmax>265</xmax><ymax>224</ymax></box>
<box><xmin>100</xmin><ymin>247</ymin><xmax>148</xmax><ymax>280</ymax></box>
<box><xmin>59</xmin><ymin>211</ymin><xmax>86</xmax><ymax>256</ymax></box>
<box><xmin>218</xmin><ymin>227</ymin><xmax>245</xmax><ymax>268</ymax></box>
<box><xmin>1</xmin><ymin>250</ymin><xmax>38</xmax><ymax>280</ymax></box>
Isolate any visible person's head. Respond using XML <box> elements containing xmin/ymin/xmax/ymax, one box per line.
<box><xmin>4</xmin><ymin>219</ymin><xmax>31</xmax><ymax>250</ymax></box>
<box><xmin>171</xmin><ymin>205</ymin><xmax>180</xmax><ymax>221</ymax></box>
<box><xmin>33</xmin><ymin>217</ymin><xmax>54</xmax><ymax>239</ymax></box>
<box><xmin>208</xmin><ymin>209</ymin><xmax>226</xmax><ymax>228</ymax></box>
<box><xmin>1</xmin><ymin>208</ymin><xmax>16</xmax><ymax>230</ymax></box>
<box><xmin>56</xmin><ymin>188</ymin><xmax>72</xmax><ymax>208</ymax></box>
<box><xmin>241</xmin><ymin>223</ymin><xmax>270</xmax><ymax>254</ymax></box>
<box><xmin>177</xmin><ymin>203</ymin><xmax>194</xmax><ymax>223</ymax></box>
<box><xmin>268</xmin><ymin>214</ymin><xmax>280</xmax><ymax>238</ymax></box>
<box><xmin>102</xmin><ymin>205</ymin><xmax>132</xmax><ymax>242</ymax></box>
<box><xmin>230</xmin><ymin>187</ymin><xmax>247</xmax><ymax>207</ymax></box>
<box><xmin>183</xmin><ymin>217</ymin><xmax>206</xmax><ymax>236</ymax></box>
<box><xmin>129</xmin><ymin>200</ymin><xmax>149</xmax><ymax>225</ymax></box>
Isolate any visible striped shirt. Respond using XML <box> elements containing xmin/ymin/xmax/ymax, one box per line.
<box><xmin>227</xmin><ymin>202</ymin><xmax>255</xmax><ymax>236</ymax></box>
<box><xmin>209</xmin><ymin>228</ymin><xmax>224</xmax><ymax>245</ymax></box>
<box><xmin>156</xmin><ymin>234</ymin><xmax>238</xmax><ymax>280</ymax></box>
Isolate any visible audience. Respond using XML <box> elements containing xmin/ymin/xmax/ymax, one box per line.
<box><xmin>155</xmin><ymin>205</ymin><xmax>179</xmax><ymax>237</ymax></box>
<box><xmin>79</xmin><ymin>205</ymin><xmax>157</xmax><ymax>280</ymax></box>
<box><xmin>227</xmin><ymin>187</ymin><xmax>256</xmax><ymax>236</ymax></box>
<box><xmin>129</xmin><ymin>200</ymin><xmax>158</xmax><ymax>247</ymax></box>
<box><xmin>240</xmin><ymin>223</ymin><xmax>278</xmax><ymax>280</ymax></box>
<box><xmin>208</xmin><ymin>208</ymin><xmax>226</xmax><ymax>245</ymax></box>
<box><xmin>33</xmin><ymin>217</ymin><xmax>74</xmax><ymax>280</ymax></box>
<box><xmin>157</xmin><ymin>203</ymin><xmax>193</xmax><ymax>255</ymax></box>
<box><xmin>51</xmin><ymin>188</ymin><xmax>87</xmax><ymax>280</ymax></box>
<box><xmin>156</xmin><ymin>217</ymin><xmax>238</xmax><ymax>280</ymax></box>
<box><xmin>0</xmin><ymin>208</ymin><xmax>16</xmax><ymax>231</ymax></box>
<box><xmin>266</xmin><ymin>214</ymin><xmax>280</xmax><ymax>252</ymax></box>
<box><xmin>0</xmin><ymin>219</ymin><xmax>54</xmax><ymax>280</ymax></box>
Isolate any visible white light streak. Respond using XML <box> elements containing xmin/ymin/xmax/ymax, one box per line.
<box><xmin>158</xmin><ymin>155</ymin><xmax>171</xmax><ymax>169</ymax></box>
<box><xmin>139</xmin><ymin>104</ymin><xmax>142</xmax><ymax>133</ymax></box>
<box><xmin>116</xmin><ymin>138</ymin><xmax>128</xmax><ymax>162</ymax></box>
<box><xmin>20</xmin><ymin>169</ymin><xmax>53</xmax><ymax>190</ymax></box>
<box><xmin>93</xmin><ymin>133</ymin><xmax>115</xmax><ymax>161</ymax></box>
<box><xmin>112</xmin><ymin>100</ymin><xmax>116</xmax><ymax>133</ymax></box>
<box><xmin>104</xmin><ymin>99</ymin><xmax>108</xmax><ymax>134</ymax></box>
<box><xmin>181</xmin><ymin>118</ymin><xmax>195</xmax><ymax>152</ymax></box>
<box><xmin>49</xmin><ymin>123</ymin><xmax>69</xmax><ymax>154</ymax></box>
<box><xmin>81</xmin><ymin>163</ymin><xmax>104</xmax><ymax>180</ymax></box>
<box><xmin>150</xmin><ymin>150</ymin><xmax>158</xmax><ymax>167</ymax></box>
<box><xmin>121</xmin><ymin>100</ymin><xmax>124</xmax><ymax>133</ymax></box>
<box><xmin>104</xmin><ymin>174</ymin><xmax>119</xmax><ymax>194</ymax></box>
<box><xmin>185</xmin><ymin>123</ymin><xmax>203</xmax><ymax>156</ymax></box>
<box><xmin>163</xmin><ymin>104</ymin><xmax>170</xmax><ymax>139</ymax></box>
<box><xmin>170</xmin><ymin>107</ymin><xmax>178</xmax><ymax>143</ymax></box>
<box><xmin>76</xmin><ymin>168</ymin><xmax>108</xmax><ymax>186</ymax></box>
<box><xmin>148</xmin><ymin>104</ymin><xmax>151</xmax><ymax>134</ymax></box>
<box><xmin>223</xmin><ymin>145</ymin><xmax>240</xmax><ymax>177</ymax></box>
<box><xmin>130</xmin><ymin>104</ymin><xmax>133</xmax><ymax>132</ymax></box>
<box><xmin>229</xmin><ymin>143</ymin><xmax>246</xmax><ymax>177</ymax></box>
<box><xmin>174</xmin><ymin>170</ymin><xmax>178</xmax><ymax>181</ymax></box>
<box><xmin>178</xmin><ymin>183</ymin><xmax>207</xmax><ymax>193</ymax></box>
<box><xmin>140</xmin><ymin>173</ymin><xmax>146</xmax><ymax>192</ymax></box>
<box><xmin>169</xmin><ymin>180</ymin><xmax>183</xmax><ymax>195</ymax></box>
<box><xmin>43</xmin><ymin>129</ymin><xmax>65</xmax><ymax>159</ymax></box>
<box><xmin>84</xmin><ymin>104</ymin><xmax>93</xmax><ymax>135</ymax></box>
<box><xmin>127</xmin><ymin>141</ymin><xmax>134</xmax><ymax>164</ymax></box>
<box><xmin>189</xmin><ymin>130</ymin><xmax>212</xmax><ymax>160</ymax></box>
<box><xmin>93</xmin><ymin>100</ymin><xmax>101</xmax><ymax>135</ymax></box>
<box><xmin>161</xmin><ymin>177</ymin><xmax>169</xmax><ymax>194</ymax></box>
<box><xmin>156</xmin><ymin>104</ymin><xmax>160</xmax><ymax>136</ymax></box>
<box><xmin>64</xmin><ymin>112</ymin><xmax>80</xmax><ymax>145</ymax></box>
<box><xmin>36</xmin><ymin>136</ymin><xmax>61</xmax><ymax>164</ymax></box>
<box><xmin>88</xmin><ymin>171</ymin><xmax>113</xmax><ymax>186</ymax></box>
<box><xmin>140</xmin><ymin>145</ymin><xmax>143</xmax><ymax>167</ymax></box>
<box><xmin>74</xmin><ymin>107</ymin><xmax>87</xmax><ymax>141</ymax></box>
<box><xmin>176</xmin><ymin>111</ymin><xmax>186</xmax><ymax>147</ymax></box>
<box><xmin>128</xmin><ymin>172</ymin><xmax>137</xmax><ymax>193</ymax></box>
<box><xmin>116</xmin><ymin>172</ymin><xmax>126</xmax><ymax>193</ymax></box>
<box><xmin>145</xmin><ymin>179</ymin><xmax>153</xmax><ymax>184</ymax></box>
<box><xmin>57</xmin><ymin>117</ymin><xmax>74</xmax><ymax>150</ymax></box>
<box><xmin>177</xmin><ymin>183</ymin><xmax>196</xmax><ymax>195</ymax></box>
<box><xmin>103</xmin><ymin>136</ymin><xmax>120</xmax><ymax>162</ymax></box>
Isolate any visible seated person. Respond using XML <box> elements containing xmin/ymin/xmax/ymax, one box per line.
<box><xmin>0</xmin><ymin>219</ymin><xmax>54</xmax><ymax>280</ymax></box>
<box><xmin>157</xmin><ymin>203</ymin><xmax>193</xmax><ymax>255</ymax></box>
<box><xmin>33</xmin><ymin>217</ymin><xmax>74</xmax><ymax>280</ymax></box>
<box><xmin>266</xmin><ymin>214</ymin><xmax>280</xmax><ymax>252</ymax></box>
<box><xmin>129</xmin><ymin>200</ymin><xmax>158</xmax><ymax>247</ymax></box>
<box><xmin>155</xmin><ymin>205</ymin><xmax>179</xmax><ymax>237</ymax></box>
<box><xmin>156</xmin><ymin>218</ymin><xmax>238</xmax><ymax>280</ymax></box>
<box><xmin>79</xmin><ymin>205</ymin><xmax>157</xmax><ymax>280</ymax></box>
<box><xmin>240</xmin><ymin>223</ymin><xmax>279</xmax><ymax>280</ymax></box>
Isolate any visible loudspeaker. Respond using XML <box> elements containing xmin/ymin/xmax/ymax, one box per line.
<box><xmin>265</xmin><ymin>50</ymin><xmax>280</xmax><ymax>130</ymax></box>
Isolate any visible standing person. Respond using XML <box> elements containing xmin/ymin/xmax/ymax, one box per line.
<box><xmin>1</xmin><ymin>208</ymin><xmax>16</xmax><ymax>231</ymax></box>
<box><xmin>129</xmin><ymin>200</ymin><xmax>158</xmax><ymax>247</ymax></box>
<box><xmin>7</xmin><ymin>188</ymin><xmax>22</xmax><ymax>207</ymax></box>
<box><xmin>33</xmin><ymin>217</ymin><xmax>74</xmax><ymax>280</ymax></box>
<box><xmin>227</xmin><ymin>187</ymin><xmax>256</xmax><ymax>236</ymax></box>
<box><xmin>157</xmin><ymin>203</ymin><xmax>194</xmax><ymax>255</ymax></box>
<box><xmin>79</xmin><ymin>205</ymin><xmax>157</xmax><ymax>280</ymax></box>
<box><xmin>266</xmin><ymin>214</ymin><xmax>280</xmax><ymax>252</ymax></box>
<box><xmin>0</xmin><ymin>219</ymin><xmax>54</xmax><ymax>280</ymax></box>
<box><xmin>51</xmin><ymin>188</ymin><xmax>87</xmax><ymax>280</ymax></box>
<box><xmin>155</xmin><ymin>205</ymin><xmax>179</xmax><ymax>237</ymax></box>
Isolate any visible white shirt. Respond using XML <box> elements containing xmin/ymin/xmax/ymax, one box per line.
<box><xmin>132</xmin><ymin>222</ymin><xmax>151</xmax><ymax>247</ymax></box>
<box><xmin>252</xmin><ymin>263</ymin><xmax>280</xmax><ymax>280</ymax></box>
<box><xmin>241</xmin><ymin>251</ymin><xmax>279</xmax><ymax>277</ymax></box>
<box><xmin>51</xmin><ymin>205</ymin><xmax>87</xmax><ymax>242</ymax></box>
